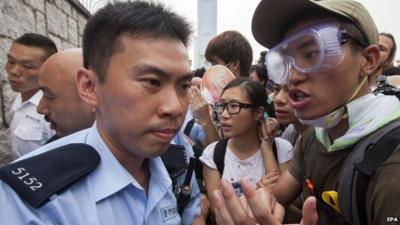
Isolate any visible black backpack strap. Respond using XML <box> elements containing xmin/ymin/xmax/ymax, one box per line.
<box><xmin>183</xmin><ymin>118</ymin><xmax>196</xmax><ymax>137</ymax></box>
<box><xmin>212</xmin><ymin>139</ymin><xmax>275</xmax><ymax>176</ymax></box>
<box><xmin>272</xmin><ymin>139</ymin><xmax>278</xmax><ymax>162</ymax></box>
<box><xmin>338</xmin><ymin>121</ymin><xmax>400</xmax><ymax>225</ymax></box>
<box><xmin>213</xmin><ymin>139</ymin><xmax>229</xmax><ymax>176</ymax></box>
<box><xmin>192</xmin><ymin>144</ymin><xmax>205</xmax><ymax>187</ymax></box>
<box><xmin>353</xmin><ymin>125</ymin><xmax>400</xmax><ymax>225</ymax></box>
<box><xmin>177</xmin><ymin>157</ymin><xmax>196</xmax><ymax>215</ymax></box>
<box><xmin>0</xmin><ymin>144</ymin><xmax>100</xmax><ymax>208</ymax></box>
<box><xmin>161</xmin><ymin>144</ymin><xmax>190</xmax><ymax>216</ymax></box>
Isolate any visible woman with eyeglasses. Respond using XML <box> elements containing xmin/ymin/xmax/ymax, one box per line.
<box><xmin>199</xmin><ymin>78</ymin><xmax>293</xmax><ymax>212</ymax></box>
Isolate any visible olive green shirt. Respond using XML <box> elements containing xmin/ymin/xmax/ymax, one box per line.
<box><xmin>289</xmin><ymin>127</ymin><xmax>400</xmax><ymax>225</ymax></box>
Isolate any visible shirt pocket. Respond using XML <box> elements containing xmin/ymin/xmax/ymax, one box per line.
<box><xmin>13</xmin><ymin>117</ymin><xmax>44</xmax><ymax>141</ymax></box>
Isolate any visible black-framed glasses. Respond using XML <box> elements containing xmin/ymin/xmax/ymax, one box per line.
<box><xmin>214</xmin><ymin>101</ymin><xmax>256</xmax><ymax>115</ymax></box>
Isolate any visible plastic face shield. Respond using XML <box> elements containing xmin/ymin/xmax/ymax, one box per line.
<box><xmin>266</xmin><ymin>23</ymin><xmax>346</xmax><ymax>84</ymax></box>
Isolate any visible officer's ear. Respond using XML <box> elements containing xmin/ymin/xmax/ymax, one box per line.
<box><xmin>76</xmin><ymin>68</ymin><xmax>98</xmax><ymax>107</ymax></box>
<box><xmin>360</xmin><ymin>44</ymin><xmax>380</xmax><ymax>79</ymax></box>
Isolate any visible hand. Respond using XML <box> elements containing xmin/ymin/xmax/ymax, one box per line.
<box><xmin>212</xmin><ymin>179</ymin><xmax>318</xmax><ymax>225</ymax></box>
<box><xmin>212</xmin><ymin>179</ymin><xmax>285</xmax><ymax>225</ymax></box>
<box><xmin>188</xmin><ymin>86</ymin><xmax>212</xmax><ymax>125</ymax></box>
<box><xmin>257</xmin><ymin>170</ymin><xmax>280</xmax><ymax>190</ymax></box>
<box><xmin>258</xmin><ymin>118</ymin><xmax>280</xmax><ymax>142</ymax></box>
<box><xmin>299</xmin><ymin>197</ymin><xmax>318</xmax><ymax>225</ymax></box>
<box><xmin>201</xmin><ymin>194</ymin><xmax>210</xmax><ymax>218</ymax></box>
<box><xmin>265</xmin><ymin>118</ymin><xmax>280</xmax><ymax>139</ymax></box>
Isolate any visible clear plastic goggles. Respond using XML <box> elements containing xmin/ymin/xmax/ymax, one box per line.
<box><xmin>266</xmin><ymin>23</ymin><xmax>348</xmax><ymax>84</ymax></box>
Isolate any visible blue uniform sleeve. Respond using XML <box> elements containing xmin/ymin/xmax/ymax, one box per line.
<box><xmin>189</xmin><ymin>123</ymin><xmax>206</xmax><ymax>144</ymax></box>
<box><xmin>0</xmin><ymin>181</ymin><xmax>46</xmax><ymax>225</ymax></box>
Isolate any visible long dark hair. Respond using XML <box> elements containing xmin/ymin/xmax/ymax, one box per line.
<box><xmin>221</xmin><ymin>78</ymin><xmax>267</xmax><ymax>109</ymax></box>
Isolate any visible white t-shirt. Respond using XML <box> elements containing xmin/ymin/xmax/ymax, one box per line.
<box><xmin>9</xmin><ymin>91</ymin><xmax>54</xmax><ymax>157</ymax></box>
<box><xmin>199</xmin><ymin>137</ymin><xmax>293</xmax><ymax>193</ymax></box>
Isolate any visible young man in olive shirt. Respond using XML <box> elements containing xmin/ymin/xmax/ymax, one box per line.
<box><xmin>211</xmin><ymin>0</ymin><xmax>400</xmax><ymax>225</ymax></box>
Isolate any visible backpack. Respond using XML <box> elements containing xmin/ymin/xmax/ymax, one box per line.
<box><xmin>305</xmin><ymin>121</ymin><xmax>400</xmax><ymax>225</ymax></box>
<box><xmin>160</xmin><ymin>144</ymin><xmax>196</xmax><ymax>216</ymax></box>
<box><xmin>212</xmin><ymin>139</ymin><xmax>278</xmax><ymax>176</ymax></box>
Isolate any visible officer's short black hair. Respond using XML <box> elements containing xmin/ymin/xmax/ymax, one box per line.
<box><xmin>82</xmin><ymin>1</ymin><xmax>192</xmax><ymax>83</ymax></box>
<box><xmin>14</xmin><ymin>33</ymin><xmax>58</xmax><ymax>62</ymax></box>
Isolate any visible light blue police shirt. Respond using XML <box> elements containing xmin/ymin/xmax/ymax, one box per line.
<box><xmin>181</xmin><ymin>109</ymin><xmax>206</xmax><ymax>146</ymax></box>
<box><xmin>0</xmin><ymin>123</ymin><xmax>200</xmax><ymax>225</ymax></box>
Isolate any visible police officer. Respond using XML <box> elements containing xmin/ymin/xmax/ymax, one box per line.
<box><xmin>37</xmin><ymin>48</ymin><xmax>95</xmax><ymax>141</ymax></box>
<box><xmin>6</xmin><ymin>33</ymin><xmax>57</xmax><ymax>157</ymax></box>
<box><xmin>0</xmin><ymin>1</ymin><xmax>202</xmax><ymax>224</ymax></box>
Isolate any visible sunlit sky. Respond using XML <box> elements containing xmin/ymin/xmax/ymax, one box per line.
<box><xmin>83</xmin><ymin>0</ymin><xmax>400</xmax><ymax>64</ymax></box>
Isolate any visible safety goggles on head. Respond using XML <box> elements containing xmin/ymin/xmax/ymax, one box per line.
<box><xmin>266</xmin><ymin>22</ymin><xmax>363</xmax><ymax>84</ymax></box>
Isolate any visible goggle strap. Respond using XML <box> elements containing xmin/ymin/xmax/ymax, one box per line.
<box><xmin>345</xmin><ymin>76</ymin><xmax>368</xmax><ymax>105</ymax></box>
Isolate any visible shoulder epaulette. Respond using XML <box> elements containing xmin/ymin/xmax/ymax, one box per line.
<box><xmin>0</xmin><ymin>143</ymin><xmax>100</xmax><ymax>208</ymax></box>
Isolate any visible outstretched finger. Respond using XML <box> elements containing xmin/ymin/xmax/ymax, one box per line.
<box><xmin>300</xmin><ymin>197</ymin><xmax>318</xmax><ymax>225</ymax></box>
<box><xmin>241</xmin><ymin>179</ymin><xmax>283</xmax><ymax>225</ymax></box>
<box><xmin>212</xmin><ymin>190</ymin><xmax>235</xmax><ymax>225</ymax></box>
<box><xmin>220</xmin><ymin>180</ymin><xmax>253</xmax><ymax>225</ymax></box>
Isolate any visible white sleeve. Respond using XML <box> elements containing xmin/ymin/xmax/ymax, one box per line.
<box><xmin>274</xmin><ymin>137</ymin><xmax>294</xmax><ymax>164</ymax></box>
<box><xmin>199</xmin><ymin>141</ymin><xmax>218</xmax><ymax>170</ymax></box>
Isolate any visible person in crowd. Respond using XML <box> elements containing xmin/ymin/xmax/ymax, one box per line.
<box><xmin>249</xmin><ymin>64</ymin><xmax>276</xmax><ymax>115</ymax></box>
<box><xmin>249</xmin><ymin>64</ymin><xmax>268</xmax><ymax>87</ymax></box>
<box><xmin>200</xmin><ymin>78</ymin><xmax>293</xmax><ymax>217</ymax></box>
<box><xmin>37</xmin><ymin>48</ymin><xmax>95</xmax><ymax>141</ymax></box>
<box><xmin>205</xmin><ymin>30</ymin><xmax>253</xmax><ymax>78</ymax></box>
<box><xmin>5</xmin><ymin>33</ymin><xmax>57</xmax><ymax>157</ymax></box>
<box><xmin>378</xmin><ymin>32</ymin><xmax>397</xmax><ymax>71</ymax></box>
<box><xmin>213</xmin><ymin>0</ymin><xmax>400</xmax><ymax>224</ymax></box>
<box><xmin>271</xmin><ymin>82</ymin><xmax>310</xmax><ymax>223</ymax></box>
<box><xmin>255</xmin><ymin>50</ymin><xmax>275</xmax><ymax>95</ymax></box>
<box><xmin>272</xmin><ymin>83</ymin><xmax>309</xmax><ymax>146</ymax></box>
<box><xmin>186</xmin><ymin>30</ymin><xmax>254</xmax><ymax>149</ymax></box>
<box><xmin>37</xmin><ymin>48</ymin><xmax>204</xmax><ymax>223</ymax></box>
<box><xmin>369</xmin><ymin>32</ymin><xmax>397</xmax><ymax>90</ymax></box>
<box><xmin>0</xmin><ymin>1</ymin><xmax>202</xmax><ymax>224</ymax></box>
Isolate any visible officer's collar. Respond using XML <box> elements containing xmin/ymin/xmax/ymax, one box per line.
<box><xmin>87</xmin><ymin>123</ymin><xmax>172</xmax><ymax>203</ymax></box>
<box><xmin>29</xmin><ymin>90</ymin><xmax>43</xmax><ymax>106</ymax></box>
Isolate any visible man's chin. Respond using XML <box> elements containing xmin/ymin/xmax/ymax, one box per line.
<box><xmin>142</xmin><ymin>142</ymin><xmax>172</xmax><ymax>158</ymax></box>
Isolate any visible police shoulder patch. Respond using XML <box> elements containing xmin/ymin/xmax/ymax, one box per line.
<box><xmin>0</xmin><ymin>143</ymin><xmax>100</xmax><ymax>208</ymax></box>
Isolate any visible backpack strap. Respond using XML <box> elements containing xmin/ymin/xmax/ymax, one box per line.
<box><xmin>0</xmin><ymin>144</ymin><xmax>100</xmax><ymax>208</ymax></box>
<box><xmin>338</xmin><ymin>121</ymin><xmax>400</xmax><ymax>225</ymax></box>
<box><xmin>272</xmin><ymin>139</ymin><xmax>278</xmax><ymax>162</ymax></box>
<box><xmin>213</xmin><ymin>139</ymin><xmax>229</xmax><ymax>176</ymax></box>
<box><xmin>161</xmin><ymin>144</ymin><xmax>192</xmax><ymax>216</ymax></box>
<box><xmin>183</xmin><ymin>118</ymin><xmax>196</xmax><ymax>137</ymax></box>
<box><xmin>212</xmin><ymin>139</ymin><xmax>278</xmax><ymax>177</ymax></box>
<box><xmin>177</xmin><ymin>157</ymin><xmax>196</xmax><ymax>215</ymax></box>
